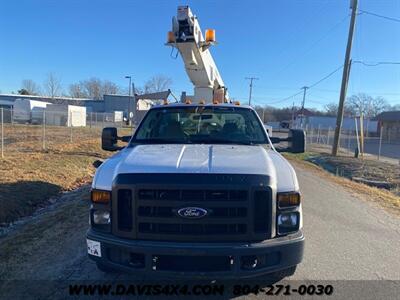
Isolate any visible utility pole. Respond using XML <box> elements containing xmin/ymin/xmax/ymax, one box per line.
<box><xmin>291</xmin><ymin>102</ymin><xmax>295</xmax><ymax>128</ymax></box>
<box><xmin>125</xmin><ymin>75</ymin><xmax>132</xmax><ymax>126</ymax></box>
<box><xmin>332</xmin><ymin>0</ymin><xmax>358</xmax><ymax>156</ymax></box>
<box><xmin>300</xmin><ymin>86</ymin><xmax>309</xmax><ymax>128</ymax></box>
<box><xmin>132</xmin><ymin>81</ymin><xmax>136</xmax><ymax>128</ymax></box>
<box><xmin>245</xmin><ymin>77</ymin><xmax>259</xmax><ymax>106</ymax></box>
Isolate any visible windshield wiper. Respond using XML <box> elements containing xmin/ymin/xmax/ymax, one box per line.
<box><xmin>134</xmin><ymin>138</ymin><xmax>191</xmax><ymax>144</ymax></box>
<box><xmin>198</xmin><ymin>138</ymin><xmax>255</xmax><ymax>145</ymax></box>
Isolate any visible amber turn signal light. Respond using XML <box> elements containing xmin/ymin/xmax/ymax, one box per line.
<box><xmin>91</xmin><ymin>190</ymin><xmax>111</xmax><ymax>204</ymax></box>
<box><xmin>277</xmin><ymin>192</ymin><xmax>300</xmax><ymax>209</ymax></box>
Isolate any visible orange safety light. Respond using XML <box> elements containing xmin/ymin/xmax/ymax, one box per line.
<box><xmin>91</xmin><ymin>190</ymin><xmax>111</xmax><ymax>204</ymax></box>
<box><xmin>167</xmin><ymin>31</ymin><xmax>175</xmax><ymax>43</ymax></box>
<box><xmin>185</xmin><ymin>99</ymin><xmax>192</xmax><ymax>104</ymax></box>
<box><xmin>213</xmin><ymin>100</ymin><xmax>219</xmax><ymax>105</ymax></box>
<box><xmin>277</xmin><ymin>192</ymin><xmax>301</xmax><ymax>208</ymax></box>
<box><xmin>163</xmin><ymin>99</ymin><xmax>169</xmax><ymax>105</ymax></box>
<box><xmin>205</xmin><ymin>29</ymin><xmax>216</xmax><ymax>43</ymax></box>
<box><xmin>198</xmin><ymin>99</ymin><xmax>206</xmax><ymax>105</ymax></box>
<box><xmin>234</xmin><ymin>101</ymin><xmax>241</xmax><ymax>106</ymax></box>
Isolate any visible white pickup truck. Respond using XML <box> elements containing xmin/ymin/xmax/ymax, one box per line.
<box><xmin>87</xmin><ymin>103</ymin><xmax>305</xmax><ymax>281</ymax></box>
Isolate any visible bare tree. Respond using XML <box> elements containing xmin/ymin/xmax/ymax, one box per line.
<box><xmin>81</xmin><ymin>78</ymin><xmax>102</xmax><ymax>100</ymax></box>
<box><xmin>144</xmin><ymin>75</ymin><xmax>172</xmax><ymax>93</ymax></box>
<box><xmin>21</xmin><ymin>79</ymin><xmax>41</xmax><ymax>95</ymax></box>
<box><xmin>325</xmin><ymin>102</ymin><xmax>356</xmax><ymax>117</ymax></box>
<box><xmin>370</xmin><ymin>96</ymin><xmax>390</xmax><ymax>116</ymax></box>
<box><xmin>44</xmin><ymin>73</ymin><xmax>62</xmax><ymax>98</ymax></box>
<box><xmin>102</xmin><ymin>80</ymin><xmax>120</xmax><ymax>95</ymax></box>
<box><xmin>347</xmin><ymin>93</ymin><xmax>389</xmax><ymax>117</ymax></box>
<box><xmin>324</xmin><ymin>103</ymin><xmax>338</xmax><ymax>116</ymax></box>
<box><xmin>69</xmin><ymin>83</ymin><xmax>87</xmax><ymax>98</ymax></box>
<box><xmin>69</xmin><ymin>78</ymin><xmax>122</xmax><ymax>99</ymax></box>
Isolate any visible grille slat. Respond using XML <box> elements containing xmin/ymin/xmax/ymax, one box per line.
<box><xmin>117</xmin><ymin>189</ymin><xmax>133</xmax><ymax>231</ymax></box>
<box><xmin>138</xmin><ymin>189</ymin><xmax>248</xmax><ymax>202</ymax></box>
<box><xmin>138</xmin><ymin>223</ymin><xmax>247</xmax><ymax>235</ymax></box>
<box><xmin>138</xmin><ymin>206</ymin><xmax>247</xmax><ymax>218</ymax></box>
<box><xmin>135</xmin><ymin>188</ymin><xmax>251</xmax><ymax>241</ymax></box>
<box><xmin>112</xmin><ymin>173</ymin><xmax>272</xmax><ymax>242</ymax></box>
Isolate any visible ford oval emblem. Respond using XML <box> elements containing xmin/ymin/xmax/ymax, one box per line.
<box><xmin>177</xmin><ymin>207</ymin><xmax>208</xmax><ymax>219</ymax></box>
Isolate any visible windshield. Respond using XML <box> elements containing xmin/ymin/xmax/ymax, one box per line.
<box><xmin>132</xmin><ymin>106</ymin><xmax>268</xmax><ymax>145</ymax></box>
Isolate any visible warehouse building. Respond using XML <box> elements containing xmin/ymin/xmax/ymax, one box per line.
<box><xmin>376</xmin><ymin>111</ymin><xmax>400</xmax><ymax>141</ymax></box>
<box><xmin>0</xmin><ymin>90</ymin><xmax>172</xmax><ymax>124</ymax></box>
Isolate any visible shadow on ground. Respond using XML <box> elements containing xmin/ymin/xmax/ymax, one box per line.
<box><xmin>0</xmin><ymin>180</ymin><xmax>62</xmax><ymax>224</ymax></box>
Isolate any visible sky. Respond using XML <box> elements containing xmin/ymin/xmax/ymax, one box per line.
<box><xmin>0</xmin><ymin>0</ymin><xmax>399</xmax><ymax>110</ymax></box>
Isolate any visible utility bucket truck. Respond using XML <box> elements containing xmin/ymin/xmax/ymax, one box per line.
<box><xmin>87</xmin><ymin>6</ymin><xmax>305</xmax><ymax>281</ymax></box>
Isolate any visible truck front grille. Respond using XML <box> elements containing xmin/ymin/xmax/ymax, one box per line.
<box><xmin>111</xmin><ymin>174</ymin><xmax>272</xmax><ymax>242</ymax></box>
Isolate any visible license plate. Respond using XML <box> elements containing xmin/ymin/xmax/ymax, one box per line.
<box><xmin>87</xmin><ymin>239</ymin><xmax>101</xmax><ymax>257</ymax></box>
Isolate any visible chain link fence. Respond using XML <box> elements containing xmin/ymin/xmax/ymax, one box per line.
<box><xmin>0</xmin><ymin>107</ymin><xmax>132</xmax><ymax>157</ymax></box>
<box><xmin>302</xmin><ymin>125</ymin><xmax>400</xmax><ymax>164</ymax></box>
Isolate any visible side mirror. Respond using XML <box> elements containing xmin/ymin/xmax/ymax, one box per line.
<box><xmin>269</xmin><ymin>129</ymin><xmax>306</xmax><ymax>153</ymax></box>
<box><xmin>288</xmin><ymin>129</ymin><xmax>306</xmax><ymax>153</ymax></box>
<box><xmin>92</xmin><ymin>159</ymin><xmax>103</xmax><ymax>168</ymax></box>
<box><xmin>101</xmin><ymin>127</ymin><xmax>132</xmax><ymax>151</ymax></box>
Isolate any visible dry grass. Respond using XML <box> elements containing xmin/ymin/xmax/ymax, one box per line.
<box><xmin>0</xmin><ymin>125</ymin><xmax>132</xmax><ymax>224</ymax></box>
<box><xmin>285</xmin><ymin>152</ymin><xmax>400</xmax><ymax>216</ymax></box>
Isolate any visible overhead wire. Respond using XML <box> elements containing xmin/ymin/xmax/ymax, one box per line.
<box><xmin>353</xmin><ymin>60</ymin><xmax>400</xmax><ymax>66</ymax></box>
<box><xmin>267</xmin><ymin>14</ymin><xmax>350</xmax><ymax>80</ymax></box>
<box><xmin>265</xmin><ymin>64</ymin><xmax>343</xmax><ymax>105</ymax></box>
<box><xmin>359</xmin><ymin>9</ymin><xmax>400</xmax><ymax>24</ymax></box>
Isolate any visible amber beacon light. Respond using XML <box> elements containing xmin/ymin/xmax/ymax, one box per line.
<box><xmin>205</xmin><ymin>29</ymin><xmax>216</xmax><ymax>43</ymax></box>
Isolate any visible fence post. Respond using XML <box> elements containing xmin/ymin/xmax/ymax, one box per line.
<box><xmin>70</xmin><ymin>111</ymin><xmax>73</xmax><ymax>143</ymax></box>
<box><xmin>327</xmin><ymin>127</ymin><xmax>331</xmax><ymax>145</ymax></box>
<box><xmin>378</xmin><ymin>126</ymin><xmax>383</xmax><ymax>160</ymax></box>
<box><xmin>1</xmin><ymin>108</ymin><xmax>4</xmax><ymax>158</ymax></box>
<box><xmin>354</xmin><ymin>118</ymin><xmax>360</xmax><ymax>156</ymax></box>
<box><xmin>347</xmin><ymin>130</ymin><xmax>351</xmax><ymax>153</ymax></box>
<box><xmin>90</xmin><ymin>112</ymin><xmax>92</xmax><ymax>129</ymax></box>
<box><xmin>42</xmin><ymin>110</ymin><xmax>46</xmax><ymax>150</ymax></box>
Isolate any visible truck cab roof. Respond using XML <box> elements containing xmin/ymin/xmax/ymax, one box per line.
<box><xmin>150</xmin><ymin>102</ymin><xmax>253</xmax><ymax>110</ymax></box>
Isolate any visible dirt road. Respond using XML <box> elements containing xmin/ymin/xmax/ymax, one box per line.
<box><xmin>1</xmin><ymin>164</ymin><xmax>399</xmax><ymax>299</ymax></box>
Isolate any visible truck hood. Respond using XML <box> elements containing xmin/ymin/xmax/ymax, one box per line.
<box><xmin>93</xmin><ymin>144</ymin><xmax>299</xmax><ymax>192</ymax></box>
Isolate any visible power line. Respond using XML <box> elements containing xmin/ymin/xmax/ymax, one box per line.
<box><xmin>267</xmin><ymin>91</ymin><xmax>304</xmax><ymax>105</ymax></box>
<box><xmin>353</xmin><ymin>60</ymin><xmax>400</xmax><ymax>66</ymax></box>
<box><xmin>267</xmin><ymin>14</ymin><xmax>350</xmax><ymax>80</ymax></box>
<box><xmin>308</xmin><ymin>65</ymin><xmax>344</xmax><ymax>88</ymax></box>
<box><xmin>359</xmin><ymin>9</ymin><xmax>400</xmax><ymax>23</ymax></box>
<box><xmin>267</xmin><ymin>64</ymin><xmax>343</xmax><ymax>105</ymax></box>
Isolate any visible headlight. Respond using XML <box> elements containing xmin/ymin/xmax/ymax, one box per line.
<box><xmin>93</xmin><ymin>210</ymin><xmax>111</xmax><ymax>225</ymax></box>
<box><xmin>277</xmin><ymin>212</ymin><xmax>300</xmax><ymax>235</ymax></box>
<box><xmin>91</xmin><ymin>189</ymin><xmax>111</xmax><ymax>204</ymax></box>
<box><xmin>277</xmin><ymin>192</ymin><xmax>300</xmax><ymax>209</ymax></box>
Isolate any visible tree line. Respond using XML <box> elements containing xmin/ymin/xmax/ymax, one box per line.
<box><xmin>255</xmin><ymin>93</ymin><xmax>400</xmax><ymax>123</ymax></box>
<box><xmin>16</xmin><ymin>73</ymin><xmax>173</xmax><ymax>100</ymax></box>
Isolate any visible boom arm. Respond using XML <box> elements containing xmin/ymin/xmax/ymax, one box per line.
<box><xmin>166</xmin><ymin>6</ymin><xmax>228</xmax><ymax>103</ymax></box>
